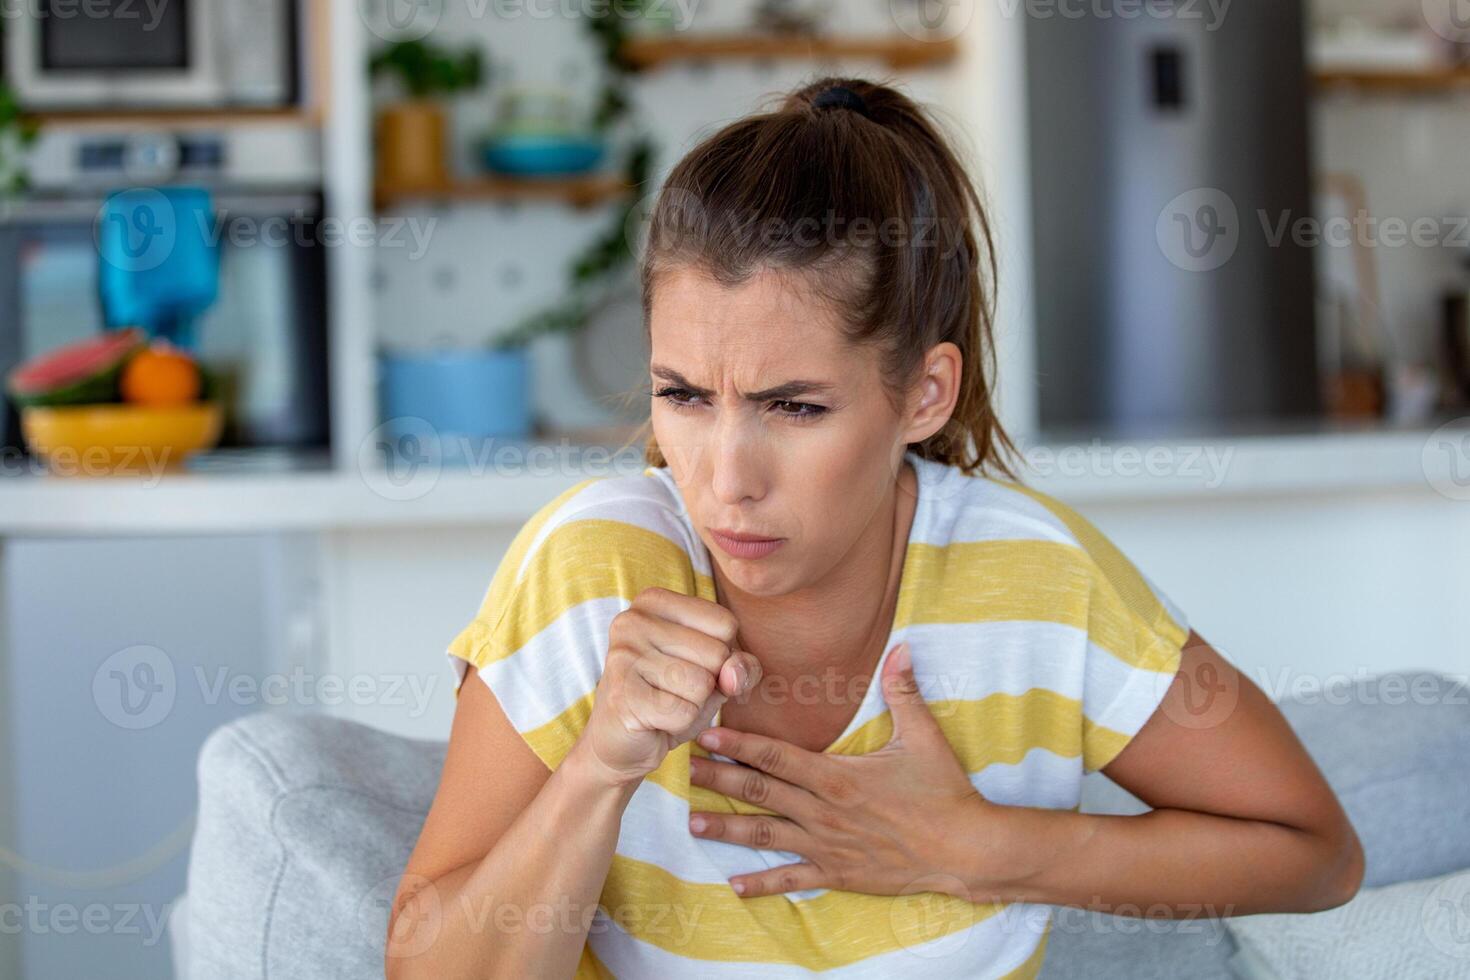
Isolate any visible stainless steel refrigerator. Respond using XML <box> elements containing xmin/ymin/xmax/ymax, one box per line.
<box><xmin>1025</xmin><ymin>1</ymin><xmax>1320</xmax><ymax>433</ymax></box>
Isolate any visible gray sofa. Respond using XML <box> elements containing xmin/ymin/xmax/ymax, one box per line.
<box><xmin>172</xmin><ymin>671</ymin><xmax>1470</xmax><ymax>979</ymax></box>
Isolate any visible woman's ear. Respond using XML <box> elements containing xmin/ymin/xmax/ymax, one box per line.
<box><xmin>902</xmin><ymin>342</ymin><xmax>962</xmax><ymax>444</ymax></box>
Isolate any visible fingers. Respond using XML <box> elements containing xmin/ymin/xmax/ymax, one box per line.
<box><xmin>632</xmin><ymin>646</ymin><xmax>720</xmax><ymax>706</ymax></box>
<box><xmin>727</xmin><ymin>862</ymin><xmax>826</xmax><ymax>899</ymax></box>
<box><xmin>688</xmin><ymin>755</ymin><xmax>816</xmax><ymax>821</ymax></box>
<box><xmin>632</xmin><ymin>587</ymin><xmax>740</xmax><ymax>649</ymax></box>
<box><xmin>696</xmin><ymin>726</ymin><xmax>829</xmax><ymax>789</ymax></box>
<box><xmin>623</xmin><ymin>669</ymin><xmax>706</xmax><ymax>737</ymax></box>
<box><xmin>879</xmin><ymin>641</ymin><xmax>940</xmax><ymax>743</ymax></box>
<box><xmin>717</xmin><ymin>649</ymin><xmax>763</xmax><ymax>699</ymax></box>
<box><xmin>686</xmin><ymin>810</ymin><xmax>812</xmax><ymax>858</ymax></box>
<box><xmin>610</xmin><ymin>604</ymin><xmax>731</xmax><ymax>677</ymax></box>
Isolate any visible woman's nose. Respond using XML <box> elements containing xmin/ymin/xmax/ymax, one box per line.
<box><xmin>708</xmin><ymin>414</ymin><xmax>767</xmax><ymax>506</ymax></box>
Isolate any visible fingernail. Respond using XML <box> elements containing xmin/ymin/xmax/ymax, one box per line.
<box><xmin>689</xmin><ymin>815</ymin><xmax>707</xmax><ymax>833</ymax></box>
<box><xmin>697</xmin><ymin>729</ymin><xmax>720</xmax><ymax>750</ymax></box>
<box><xmin>731</xmin><ymin>881</ymin><xmax>745</xmax><ymax>895</ymax></box>
<box><xmin>893</xmin><ymin>642</ymin><xmax>911</xmax><ymax>670</ymax></box>
<box><xmin>734</xmin><ymin>663</ymin><xmax>748</xmax><ymax>693</ymax></box>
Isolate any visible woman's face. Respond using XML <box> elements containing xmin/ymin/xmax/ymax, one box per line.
<box><xmin>648</xmin><ymin>265</ymin><xmax>933</xmax><ymax>598</ymax></box>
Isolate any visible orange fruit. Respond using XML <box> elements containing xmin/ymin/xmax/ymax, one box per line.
<box><xmin>120</xmin><ymin>343</ymin><xmax>202</xmax><ymax>407</ymax></box>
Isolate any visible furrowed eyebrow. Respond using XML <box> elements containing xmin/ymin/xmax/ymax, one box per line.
<box><xmin>650</xmin><ymin>365</ymin><xmax>836</xmax><ymax>402</ymax></box>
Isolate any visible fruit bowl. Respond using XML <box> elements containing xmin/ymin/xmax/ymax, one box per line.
<box><xmin>21</xmin><ymin>403</ymin><xmax>224</xmax><ymax>474</ymax></box>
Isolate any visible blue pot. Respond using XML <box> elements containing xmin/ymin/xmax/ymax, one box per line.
<box><xmin>379</xmin><ymin>349</ymin><xmax>532</xmax><ymax>458</ymax></box>
<box><xmin>481</xmin><ymin>134</ymin><xmax>606</xmax><ymax>176</ymax></box>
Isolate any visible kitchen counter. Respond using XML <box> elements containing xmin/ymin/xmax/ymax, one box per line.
<box><xmin>1</xmin><ymin>421</ymin><xmax>1464</xmax><ymax>537</ymax></box>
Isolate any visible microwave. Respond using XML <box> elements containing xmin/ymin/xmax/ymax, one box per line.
<box><xmin>5</xmin><ymin>0</ymin><xmax>298</xmax><ymax>109</ymax></box>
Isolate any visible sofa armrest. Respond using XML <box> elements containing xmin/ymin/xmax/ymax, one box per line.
<box><xmin>180</xmin><ymin>711</ymin><xmax>446</xmax><ymax>980</ymax></box>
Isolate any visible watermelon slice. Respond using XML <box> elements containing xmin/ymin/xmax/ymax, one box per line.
<box><xmin>7</xmin><ymin>328</ymin><xmax>148</xmax><ymax>408</ymax></box>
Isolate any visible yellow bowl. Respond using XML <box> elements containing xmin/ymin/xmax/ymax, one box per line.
<box><xmin>21</xmin><ymin>403</ymin><xmax>224</xmax><ymax>475</ymax></box>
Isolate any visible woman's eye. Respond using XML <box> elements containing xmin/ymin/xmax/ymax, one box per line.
<box><xmin>772</xmin><ymin>401</ymin><xmax>827</xmax><ymax>421</ymax></box>
<box><xmin>653</xmin><ymin>386</ymin><xmax>701</xmax><ymax>409</ymax></box>
<box><xmin>654</xmin><ymin>387</ymin><xmax>826</xmax><ymax>421</ymax></box>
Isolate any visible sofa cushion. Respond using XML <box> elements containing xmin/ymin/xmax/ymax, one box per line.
<box><xmin>183</xmin><ymin>712</ymin><xmax>445</xmax><ymax>980</ymax></box>
<box><xmin>1041</xmin><ymin>670</ymin><xmax>1470</xmax><ymax>979</ymax></box>
<box><xmin>1276</xmin><ymin>671</ymin><xmax>1470</xmax><ymax>888</ymax></box>
<box><xmin>1224</xmin><ymin>866</ymin><xmax>1470</xmax><ymax>979</ymax></box>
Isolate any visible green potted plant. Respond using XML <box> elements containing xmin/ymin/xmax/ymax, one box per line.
<box><xmin>0</xmin><ymin>23</ymin><xmax>39</xmax><ymax>195</ymax></box>
<box><xmin>369</xmin><ymin>39</ymin><xmax>486</xmax><ymax>192</ymax></box>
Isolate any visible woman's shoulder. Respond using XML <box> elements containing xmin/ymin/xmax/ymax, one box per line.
<box><xmin>456</xmin><ymin>467</ymin><xmax>708</xmax><ymax>660</ymax></box>
<box><xmin>922</xmin><ymin>461</ymin><xmax>1188</xmax><ymax>641</ymax></box>
<box><xmin>919</xmin><ymin>459</ymin><xmax>1097</xmax><ymax>556</ymax></box>
<box><xmin>496</xmin><ymin>466</ymin><xmax>708</xmax><ymax>600</ymax></box>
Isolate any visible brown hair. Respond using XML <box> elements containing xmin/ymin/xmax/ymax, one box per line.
<box><xmin>629</xmin><ymin>75</ymin><xmax>1019</xmax><ymax>480</ymax></box>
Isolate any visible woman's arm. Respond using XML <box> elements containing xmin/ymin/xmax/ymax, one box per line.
<box><xmin>388</xmin><ymin>588</ymin><xmax>756</xmax><ymax>978</ymax></box>
<box><xmin>965</xmin><ymin>631</ymin><xmax>1366</xmax><ymax>915</ymax></box>
<box><xmin>385</xmin><ymin>673</ymin><xmax>635</xmax><ymax>980</ymax></box>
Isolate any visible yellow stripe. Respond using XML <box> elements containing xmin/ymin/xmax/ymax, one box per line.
<box><xmin>519</xmin><ymin>681</ymin><xmax>1148</xmax><ymax>787</ymax></box>
<box><xmin>574</xmin><ymin>941</ymin><xmax>615</xmax><ymax>979</ymax></box>
<box><xmin>456</xmin><ymin>517</ymin><xmax>717</xmax><ymax>671</ymax></box>
<box><xmin>448</xmin><ymin>478</ymin><xmax>601</xmax><ymax>700</ymax></box>
<box><xmin>598</xmin><ymin>853</ymin><xmax>1010</xmax><ymax>969</ymax></box>
<box><xmin>900</xmin><ymin>539</ymin><xmax>1175</xmax><ymax>671</ymax></box>
<box><xmin>1000</xmin><ymin>482</ymin><xmax>1188</xmax><ymax>648</ymax></box>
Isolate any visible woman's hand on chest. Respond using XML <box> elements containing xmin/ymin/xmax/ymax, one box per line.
<box><xmin>686</xmin><ymin>642</ymin><xmax>1024</xmax><ymax>902</ymax></box>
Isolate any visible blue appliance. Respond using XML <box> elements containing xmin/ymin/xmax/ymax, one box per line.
<box><xmin>96</xmin><ymin>187</ymin><xmax>220</xmax><ymax>348</ymax></box>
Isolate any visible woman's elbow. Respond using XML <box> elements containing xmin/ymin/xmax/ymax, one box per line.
<box><xmin>1302</xmin><ymin>819</ymin><xmax>1366</xmax><ymax>913</ymax></box>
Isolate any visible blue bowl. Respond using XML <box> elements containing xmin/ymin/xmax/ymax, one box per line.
<box><xmin>379</xmin><ymin>349</ymin><xmax>532</xmax><ymax>461</ymax></box>
<box><xmin>481</xmin><ymin>134</ymin><xmax>606</xmax><ymax>176</ymax></box>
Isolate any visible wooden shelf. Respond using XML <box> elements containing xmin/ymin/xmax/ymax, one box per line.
<box><xmin>21</xmin><ymin>106</ymin><xmax>322</xmax><ymax>128</ymax></box>
<box><xmin>618</xmin><ymin>33</ymin><xmax>960</xmax><ymax>71</ymax></box>
<box><xmin>1313</xmin><ymin>67</ymin><xmax>1470</xmax><ymax>93</ymax></box>
<box><xmin>374</xmin><ymin>173</ymin><xmax>633</xmax><ymax>210</ymax></box>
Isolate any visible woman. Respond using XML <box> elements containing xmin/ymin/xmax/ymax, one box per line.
<box><xmin>387</xmin><ymin>77</ymin><xmax>1363</xmax><ymax>979</ymax></box>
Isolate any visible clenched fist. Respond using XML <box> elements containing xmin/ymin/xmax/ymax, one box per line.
<box><xmin>577</xmin><ymin>587</ymin><xmax>762</xmax><ymax>788</ymax></box>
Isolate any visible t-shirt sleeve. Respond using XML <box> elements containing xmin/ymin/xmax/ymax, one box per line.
<box><xmin>1065</xmin><ymin>511</ymin><xmax>1191</xmax><ymax>775</ymax></box>
<box><xmin>444</xmin><ymin>483</ymin><xmax>705</xmax><ymax>772</ymax></box>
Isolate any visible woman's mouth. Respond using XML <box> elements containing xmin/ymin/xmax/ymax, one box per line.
<box><xmin>709</xmin><ymin>528</ymin><xmax>785</xmax><ymax>559</ymax></box>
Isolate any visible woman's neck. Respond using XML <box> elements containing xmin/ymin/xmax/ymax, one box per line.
<box><xmin>713</xmin><ymin>459</ymin><xmax>918</xmax><ymax>685</ymax></box>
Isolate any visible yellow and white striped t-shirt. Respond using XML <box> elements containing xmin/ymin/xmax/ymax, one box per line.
<box><xmin>445</xmin><ymin>447</ymin><xmax>1189</xmax><ymax>978</ymax></box>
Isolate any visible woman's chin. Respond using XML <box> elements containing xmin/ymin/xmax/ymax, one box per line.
<box><xmin>715</xmin><ymin>559</ymin><xmax>797</xmax><ymax>599</ymax></box>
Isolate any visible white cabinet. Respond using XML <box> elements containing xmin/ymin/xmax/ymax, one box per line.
<box><xmin>0</xmin><ymin>534</ymin><xmax>322</xmax><ymax>980</ymax></box>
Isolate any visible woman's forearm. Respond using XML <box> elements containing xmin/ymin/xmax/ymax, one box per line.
<box><xmin>388</xmin><ymin>741</ymin><xmax>636</xmax><ymax>980</ymax></box>
<box><xmin>947</xmin><ymin>802</ymin><xmax>1362</xmax><ymax>917</ymax></box>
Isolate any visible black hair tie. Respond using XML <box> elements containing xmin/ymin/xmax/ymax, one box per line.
<box><xmin>812</xmin><ymin>85</ymin><xmax>869</xmax><ymax>118</ymax></box>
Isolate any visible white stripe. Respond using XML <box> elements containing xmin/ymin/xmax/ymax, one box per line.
<box><xmin>585</xmin><ymin>895</ymin><xmax>1050</xmax><ymax>978</ymax></box>
<box><xmin>1085</xmin><ymin>655</ymin><xmax>1179</xmax><ymax>752</ymax></box>
<box><xmin>917</xmin><ymin>475</ymin><xmax>1079</xmax><ymax>549</ymax></box>
<box><xmin>818</xmin><ymin>621</ymin><xmax>1088</xmax><ymax>742</ymax></box>
<box><xmin>459</xmin><ymin>614</ymin><xmax>1169</xmax><ymax>774</ymax></box>
<box><xmin>474</xmin><ymin>596</ymin><xmax>622</xmax><ymax>731</ymax></box>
